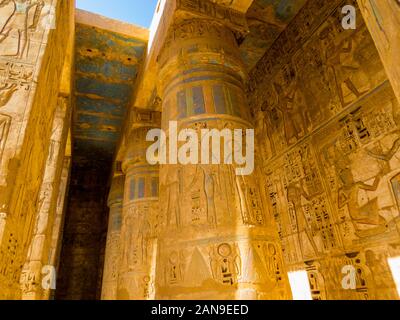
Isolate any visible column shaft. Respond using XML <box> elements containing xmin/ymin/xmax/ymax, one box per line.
<box><xmin>20</xmin><ymin>96</ymin><xmax>70</xmax><ymax>300</ymax></box>
<box><xmin>118</xmin><ymin>126</ymin><xmax>159</xmax><ymax>300</ymax></box>
<box><xmin>156</xmin><ymin>19</ymin><xmax>291</xmax><ymax>300</ymax></box>
<box><xmin>102</xmin><ymin>175</ymin><xmax>124</xmax><ymax>300</ymax></box>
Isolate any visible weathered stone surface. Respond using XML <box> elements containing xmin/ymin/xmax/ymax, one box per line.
<box><xmin>249</xmin><ymin>0</ymin><xmax>400</xmax><ymax>299</ymax></box>
<box><xmin>0</xmin><ymin>0</ymin><xmax>74</xmax><ymax>300</ymax></box>
<box><xmin>1</xmin><ymin>0</ymin><xmax>400</xmax><ymax>301</ymax></box>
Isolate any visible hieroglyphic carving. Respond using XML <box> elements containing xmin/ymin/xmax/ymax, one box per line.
<box><xmin>210</xmin><ymin>242</ymin><xmax>241</xmax><ymax>285</ymax></box>
<box><xmin>175</xmin><ymin>0</ymin><xmax>248</xmax><ymax>33</ymax></box>
<box><xmin>0</xmin><ymin>61</ymin><xmax>33</xmax><ymax>169</ymax></box>
<box><xmin>155</xmin><ymin>15</ymin><xmax>292</xmax><ymax>300</ymax></box>
<box><xmin>251</xmin><ymin>0</ymin><xmax>400</xmax><ymax>299</ymax></box>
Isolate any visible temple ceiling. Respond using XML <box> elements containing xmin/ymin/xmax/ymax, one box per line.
<box><xmin>72</xmin><ymin>1</ymin><xmax>308</xmax><ymax>165</ymax></box>
<box><xmin>240</xmin><ymin>0</ymin><xmax>308</xmax><ymax>69</ymax></box>
<box><xmin>73</xmin><ymin>23</ymin><xmax>147</xmax><ymax>164</ymax></box>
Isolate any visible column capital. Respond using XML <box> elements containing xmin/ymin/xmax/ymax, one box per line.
<box><xmin>122</xmin><ymin>126</ymin><xmax>158</xmax><ymax>173</ymax></box>
<box><xmin>174</xmin><ymin>0</ymin><xmax>249</xmax><ymax>35</ymax></box>
<box><xmin>158</xmin><ymin>18</ymin><xmax>247</xmax><ymax>97</ymax></box>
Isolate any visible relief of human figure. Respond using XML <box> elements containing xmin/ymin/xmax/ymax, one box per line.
<box><xmin>255</xmin><ymin>107</ymin><xmax>273</xmax><ymax>160</ymax></box>
<box><xmin>274</xmin><ymin>81</ymin><xmax>308</xmax><ymax>145</ymax></box>
<box><xmin>337</xmin><ymin>137</ymin><xmax>400</xmax><ymax>237</ymax></box>
<box><xmin>319</xmin><ymin>20</ymin><xmax>369</xmax><ymax>107</ymax></box>
<box><xmin>338</xmin><ymin>165</ymin><xmax>386</xmax><ymax>237</ymax></box>
<box><xmin>201</xmin><ymin>165</ymin><xmax>217</xmax><ymax>227</ymax></box>
<box><xmin>121</xmin><ymin>211</ymin><xmax>135</xmax><ymax>270</ymax></box>
<box><xmin>0</xmin><ymin>0</ymin><xmax>44</xmax><ymax>59</ymax></box>
<box><xmin>234</xmin><ymin>174</ymin><xmax>251</xmax><ymax>225</ymax></box>
<box><xmin>0</xmin><ymin>83</ymin><xmax>17</xmax><ymax>107</ymax></box>
<box><xmin>0</xmin><ymin>113</ymin><xmax>11</xmax><ymax>162</ymax></box>
<box><xmin>210</xmin><ymin>243</ymin><xmax>241</xmax><ymax>286</ymax></box>
<box><xmin>287</xmin><ymin>183</ymin><xmax>321</xmax><ymax>258</ymax></box>
<box><xmin>165</xmin><ymin>167</ymin><xmax>182</xmax><ymax>228</ymax></box>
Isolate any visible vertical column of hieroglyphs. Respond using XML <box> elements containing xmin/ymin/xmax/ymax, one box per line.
<box><xmin>248</xmin><ymin>0</ymin><xmax>400</xmax><ymax>299</ymax></box>
<box><xmin>20</xmin><ymin>95</ymin><xmax>71</xmax><ymax>300</ymax></box>
<box><xmin>101</xmin><ymin>174</ymin><xmax>124</xmax><ymax>300</ymax></box>
<box><xmin>357</xmin><ymin>0</ymin><xmax>400</xmax><ymax>104</ymax></box>
<box><xmin>0</xmin><ymin>0</ymin><xmax>74</xmax><ymax>299</ymax></box>
<box><xmin>118</xmin><ymin>116</ymin><xmax>160</xmax><ymax>300</ymax></box>
<box><xmin>155</xmin><ymin>1</ymin><xmax>292</xmax><ymax>300</ymax></box>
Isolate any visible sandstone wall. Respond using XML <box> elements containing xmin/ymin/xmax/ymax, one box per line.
<box><xmin>0</xmin><ymin>0</ymin><xmax>74</xmax><ymax>299</ymax></box>
<box><xmin>248</xmin><ymin>0</ymin><xmax>400</xmax><ymax>300</ymax></box>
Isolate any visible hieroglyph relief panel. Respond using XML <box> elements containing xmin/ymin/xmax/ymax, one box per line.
<box><xmin>0</xmin><ymin>0</ymin><xmax>54</xmax><ymax>183</ymax></box>
<box><xmin>0</xmin><ymin>0</ymin><xmax>73</xmax><ymax>299</ymax></box>
<box><xmin>249</xmin><ymin>0</ymin><xmax>400</xmax><ymax>299</ymax></box>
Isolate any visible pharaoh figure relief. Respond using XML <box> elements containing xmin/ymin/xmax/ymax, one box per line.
<box><xmin>0</xmin><ymin>0</ymin><xmax>45</xmax><ymax>59</ymax></box>
<box><xmin>249</xmin><ymin>0</ymin><xmax>400</xmax><ymax>299</ymax></box>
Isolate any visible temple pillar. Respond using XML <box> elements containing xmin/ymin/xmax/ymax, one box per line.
<box><xmin>20</xmin><ymin>96</ymin><xmax>71</xmax><ymax>300</ymax></box>
<box><xmin>44</xmin><ymin>155</ymin><xmax>71</xmax><ymax>300</ymax></box>
<box><xmin>0</xmin><ymin>0</ymin><xmax>74</xmax><ymax>299</ymax></box>
<box><xmin>117</xmin><ymin>126</ymin><xmax>159</xmax><ymax>300</ymax></box>
<box><xmin>101</xmin><ymin>174</ymin><xmax>124</xmax><ymax>300</ymax></box>
<box><xmin>155</xmin><ymin>18</ymin><xmax>291</xmax><ymax>300</ymax></box>
<box><xmin>357</xmin><ymin>0</ymin><xmax>400</xmax><ymax>103</ymax></box>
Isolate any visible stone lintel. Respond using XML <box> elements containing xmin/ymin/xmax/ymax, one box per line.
<box><xmin>75</xmin><ymin>9</ymin><xmax>149</xmax><ymax>41</ymax></box>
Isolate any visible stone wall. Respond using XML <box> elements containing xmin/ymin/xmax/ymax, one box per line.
<box><xmin>0</xmin><ymin>0</ymin><xmax>74</xmax><ymax>299</ymax></box>
<box><xmin>248</xmin><ymin>0</ymin><xmax>400</xmax><ymax>299</ymax></box>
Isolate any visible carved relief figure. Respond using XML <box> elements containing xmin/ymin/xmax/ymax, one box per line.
<box><xmin>0</xmin><ymin>83</ymin><xmax>17</xmax><ymax>106</ymax></box>
<box><xmin>165</xmin><ymin>250</ymin><xmax>185</xmax><ymax>286</ymax></box>
<box><xmin>337</xmin><ymin>162</ymin><xmax>387</xmax><ymax>237</ymax></box>
<box><xmin>201</xmin><ymin>166</ymin><xmax>217</xmax><ymax>227</ymax></box>
<box><xmin>0</xmin><ymin>0</ymin><xmax>44</xmax><ymax>59</ymax></box>
<box><xmin>274</xmin><ymin>79</ymin><xmax>307</xmax><ymax>145</ymax></box>
<box><xmin>255</xmin><ymin>107</ymin><xmax>272</xmax><ymax>160</ymax></box>
<box><xmin>262</xmin><ymin>243</ymin><xmax>285</xmax><ymax>287</ymax></box>
<box><xmin>165</xmin><ymin>167</ymin><xmax>182</xmax><ymax>228</ymax></box>
<box><xmin>0</xmin><ymin>82</ymin><xmax>12</xmax><ymax>168</ymax></box>
<box><xmin>319</xmin><ymin>20</ymin><xmax>369</xmax><ymax>107</ymax></box>
<box><xmin>210</xmin><ymin>243</ymin><xmax>241</xmax><ymax>285</ymax></box>
<box><xmin>0</xmin><ymin>113</ymin><xmax>11</xmax><ymax>161</ymax></box>
<box><xmin>287</xmin><ymin>183</ymin><xmax>321</xmax><ymax>258</ymax></box>
<box><xmin>121</xmin><ymin>210</ymin><xmax>135</xmax><ymax>270</ymax></box>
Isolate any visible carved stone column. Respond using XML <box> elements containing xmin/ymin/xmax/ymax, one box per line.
<box><xmin>117</xmin><ymin>126</ymin><xmax>159</xmax><ymax>300</ymax></box>
<box><xmin>44</xmin><ymin>155</ymin><xmax>71</xmax><ymax>300</ymax></box>
<box><xmin>20</xmin><ymin>96</ymin><xmax>70</xmax><ymax>300</ymax></box>
<box><xmin>0</xmin><ymin>0</ymin><xmax>74</xmax><ymax>299</ymax></box>
<box><xmin>156</xmin><ymin>18</ymin><xmax>292</xmax><ymax>300</ymax></box>
<box><xmin>101</xmin><ymin>174</ymin><xmax>124</xmax><ymax>300</ymax></box>
<box><xmin>357</xmin><ymin>0</ymin><xmax>400</xmax><ymax>103</ymax></box>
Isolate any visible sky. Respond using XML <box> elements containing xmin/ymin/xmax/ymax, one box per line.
<box><xmin>76</xmin><ymin>0</ymin><xmax>160</xmax><ymax>28</ymax></box>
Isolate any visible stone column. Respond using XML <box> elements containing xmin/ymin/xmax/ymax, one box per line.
<box><xmin>101</xmin><ymin>174</ymin><xmax>124</xmax><ymax>300</ymax></box>
<box><xmin>45</xmin><ymin>155</ymin><xmax>71</xmax><ymax>300</ymax></box>
<box><xmin>20</xmin><ymin>96</ymin><xmax>70</xmax><ymax>300</ymax></box>
<box><xmin>357</xmin><ymin>0</ymin><xmax>400</xmax><ymax>103</ymax></box>
<box><xmin>156</xmin><ymin>18</ymin><xmax>291</xmax><ymax>300</ymax></box>
<box><xmin>0</xmin><ymin>0</ymin><xmax>74</xmax><ymax>299</ymax></box>
<box><xmin>117</xmin><ymin>126</ymin><xmax>159</xmax><ymax>300</ymax></box>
